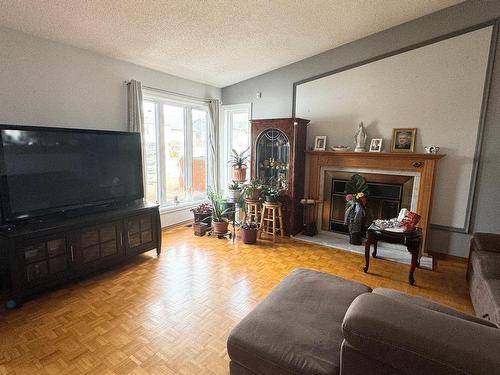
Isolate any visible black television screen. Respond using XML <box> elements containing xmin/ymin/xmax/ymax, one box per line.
<box><xmin>0</xmin><ymin>125</ymin><xmax>144</xmax><ymax>223</ymax></box>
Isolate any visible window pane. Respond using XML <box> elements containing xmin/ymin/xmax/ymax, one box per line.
<box><xmin>143</xmin><ymin>101</ymin><xmax>158</xmax><ymax>203</ymax></box>
<box><xmin>232</xmin><ymin>112</ymin><xmax>250</xmax><ymax>153</ymax></box>
<box><xmin>192</xmin><ymin>109</ymin><xmax>208</xmax><ymax>200</ymax></box>
<box><xmin>163</xmin><ymin>104</ymin><xmax>186</xmax><ymax>206</ymax></box>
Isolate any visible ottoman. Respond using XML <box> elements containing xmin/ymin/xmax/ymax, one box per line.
<box><xmin>227</xmin><ymin>268</ymin><xmax>372</xmax><ymax>375</ymax></box>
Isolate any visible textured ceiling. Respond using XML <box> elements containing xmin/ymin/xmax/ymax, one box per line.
<box><xmin>0</xmin><ymin>0</ymin><xmax>462</xmax><ymax>87</ymax></box>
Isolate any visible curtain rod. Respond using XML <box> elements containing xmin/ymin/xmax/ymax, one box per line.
<box><xmin>124</xmin><ymin>81</ymin><xmax>212</xmax><ymax>103</ymax></box>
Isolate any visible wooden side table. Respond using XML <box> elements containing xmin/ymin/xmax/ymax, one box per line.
<box><xmin>363</xmin><ymin>224</ymin><xmax>422</xmax><ymax>285</ymax></box>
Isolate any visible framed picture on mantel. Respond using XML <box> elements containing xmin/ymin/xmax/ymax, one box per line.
<box><xmin>391</xmin><ymin>128</ymin><xmax>417</xmax><ymax>153</ymax></box>
<box><xmin>313</xmin><ymin>135</ymin><xmax>327</xmax><ymax>151</ymax></box>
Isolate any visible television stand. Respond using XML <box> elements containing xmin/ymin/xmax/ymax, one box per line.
<box><xmin>0</xmin><ymin>201</ymin><xmax>161</xmax><ymax>308</ymax></box>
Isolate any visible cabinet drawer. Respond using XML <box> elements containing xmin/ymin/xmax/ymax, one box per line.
<box><xmin>23</xmin><ymin>243</ymin><xmax>46</xmax><ymax>263</ymax></box>
<box><xmin>128</xmin><ymin>232</ymin><xmax>141</xmax><ymax>247</ymax></box>
<box><xmin>26</xmin><ymin>261</ymin><xmax>48</xmax><ymax>282</ymax></box>
<box><xmin>127</xmin><ymin>219</ymin><xmax>140</xmax><ymax>234</ymax></box>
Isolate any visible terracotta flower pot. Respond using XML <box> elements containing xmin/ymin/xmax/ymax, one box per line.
<box><xmin>212</xmin><ymin>221</ymin><xmax>229</xmax><ymax>234</ymax></box>
<box><xmin>232</xmin><ymin>167</ymin><xmax>247</xmax><ymax>182</ymax></box>
<box><xmin>241</xmin><ymin>228</ymin><xmax>258</xmax><ymax>244</ymax></box>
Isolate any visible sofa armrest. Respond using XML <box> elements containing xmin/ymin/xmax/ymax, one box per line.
<box><xmin>342</xmin><ymin>293</ymin><xmax>500</xmax><ymax>375</ymax></box>
<box><xmin>472</xmin><ymin>232</ymin><xmax>500</xmax><ymax>253</ymax></box>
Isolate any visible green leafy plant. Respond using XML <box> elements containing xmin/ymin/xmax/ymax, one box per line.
<box><xmin>207</xmin><ymin>188</ymin><xmax>233</xmax><ymax>223</ymax></box>
<box><xmin>228</xmin><ymin>180</ymin><xmax>241</xmax><ymax>190</ymax></box>
<box><xmin>240</xmin><ymin>219</ymin><xmax>259</xmax><ymax>230</ymax></box>
<box><xmin>241</xmin><ymin>179</ymin><xmax>262</xmax><ymax>199</ymax></box>
<box><xmin>229</xmin><ymin>148</ymin><xmax>249</xmax><ymax>168</ymax></box>
<box><xmin>262</xmin><ymin>185</ymin><xmax>283</xmax><ymax>201</ymax></box>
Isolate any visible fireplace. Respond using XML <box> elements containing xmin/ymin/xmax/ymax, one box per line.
<box><xmin>322</xmin><ymin>171</ymin><xmax>414</xmax><ymax>233</ymax></box>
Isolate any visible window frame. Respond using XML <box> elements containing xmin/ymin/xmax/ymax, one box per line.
<box><xmin>143</xmin><ymin>90</ymin><xmax>210</xmax><ymax>212</ymax></box>
<box><xmin>220</xmin><ymin>103</ymin><xmax>252</xmax><ymax>192</ymax></box>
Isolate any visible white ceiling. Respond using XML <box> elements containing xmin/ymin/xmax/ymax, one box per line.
<box><xmin>0</xmin><ymin>0</ymin><xmax>462</xmax><ymax>88</ymax></box>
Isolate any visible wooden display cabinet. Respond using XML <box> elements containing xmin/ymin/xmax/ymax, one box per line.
<box><xmin>250</xmin><ymin>118</ymin><xmax>310</xmax><ymax>235</ymax></box>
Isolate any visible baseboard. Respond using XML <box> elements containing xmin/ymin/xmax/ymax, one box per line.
<box><xmin>162</xmin><ymin>219</ymin><xmax>193</xmax><ymax>231</ymax></box>
<box><xmin>429</xmin><ymin>251</ymin><xmax>468</xmax><ymax>263</ymax></box>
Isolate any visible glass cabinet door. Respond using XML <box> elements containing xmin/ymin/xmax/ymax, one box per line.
<box><xmin>256</xmin><ymin>129</ymin><xmax>290</xmax><ymax>187</ymax></box>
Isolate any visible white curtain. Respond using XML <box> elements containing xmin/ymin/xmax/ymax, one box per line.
<box><xmin>127</xmin><ymin>79</ymin><xmax>146</xmax><ymax>188</ymax></box>
<box><xmin>208</xmin><ymin>99</ymin><xmax>220</xmax><ymax>193</ymax></box>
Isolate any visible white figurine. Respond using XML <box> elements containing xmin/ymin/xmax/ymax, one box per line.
<box><xmin>354</xmin><ymin>122</ymin><xmax>367</xmax><ymax>152</ymax></box>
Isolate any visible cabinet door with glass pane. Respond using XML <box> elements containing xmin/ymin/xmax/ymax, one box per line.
<box><xmin>71</xmin><ymin>222</ymin><xmax>123</xmax><ymax>266</ymax></box>
<box><xmin>20</xmin><ymin>235</ymin><xmax>69</xmax><ymax>286</ymax></box>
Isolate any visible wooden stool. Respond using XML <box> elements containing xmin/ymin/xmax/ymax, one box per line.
<box><xmin>259</xmin><ymin>202</ymin><xmax>284</xmax><ymax>241</ymax></box>
<box><xmin>245</xmin><ymin>198</ymin><xmax>261</xmax><ymax>224</ymax></box>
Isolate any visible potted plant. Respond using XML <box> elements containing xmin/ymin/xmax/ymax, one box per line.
<box><xmin>262</xmin><ymin>185</ymin><xmax>282</xmax><ymax>203</ymax></box>
<box><xmin>227</xmin><ymin>180</ymin><xmax>241</xmax><ymax>200</ymax></box>
<box><xmin>208</xmin><ymin>188</ymin><xmax>232</xmax><ymax>234</ymax></box>
<box><xmin>190</xmin><ymin>202</ymin><xmax>212</xmax><ymax>228</ymax></box>
<box><xmin>344</xmin><ymin>174</ymin><xmax>369</xmax><ymax>245</ymax></box>
<box><xmin>229</xmin><ymin>148</ymin><xmax>249</xmax><ymax>182</ymax></box>
<box><xmin>240</xmin><ymin>219</ymin><xmax>259</xmax><ymax>244</ymax></box>
<box><xmin>242</xmin><ymin>179</ymin><xmax>262</xmax><ymax>201</ymax></box>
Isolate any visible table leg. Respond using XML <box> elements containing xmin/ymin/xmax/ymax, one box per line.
<box><xmin>364</xmin><ymin>235</ymin><xmax>372</xmax><ymax>273</ymax></box>
<box><xmin>372</xmin><ymin>240</ymin><xmax>378</xmax><ymax>258</ymax></box>
<box><xmin>409</xmin><ymin>247</ymin><xmax>418</xmax><ymax>285</ymax></box>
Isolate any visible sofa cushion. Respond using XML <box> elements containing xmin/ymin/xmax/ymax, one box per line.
<box><xmin>373</xmin><ymin>288</ymin><xmax>498</xmax><ymax>328</ymax></box>
<box><xmin>227</xmin><ymin>268</ymin><xmax>371</xmax><ymax>375</ymax></box>
<box><xmin>470</xmin><ymin>250</ymin><xmax>500</xmax><ymax>278</ymax></box>
<box><xmin>472</xmin><ymin>233</ymin><xmax>500</xmax><ymax>253</ymax></box>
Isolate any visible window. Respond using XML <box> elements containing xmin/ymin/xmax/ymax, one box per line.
<box><xmin>221</xmin><ymin>104</ymin><xmax>251</xmax><ymax>191</ymax></box>
<box><xmin>143</xmin><ymin>93</ymin><xmax>209</xmax><ymax>209</ymax></box>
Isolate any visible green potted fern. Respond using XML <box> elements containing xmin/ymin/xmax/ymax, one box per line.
<box><xmin>229</xmin><ymin>148</ymin><xmax>249</xmax><ymax>182</ymax></box>
<box><xmin>208</xmin><ymin>188</ymin><xmax>232</xmax><ymax>234</ymax></box>
<box><xmin>227</xmin><ymin>180</ymin><xmax>241</xmax><ymax>200</ymax></box>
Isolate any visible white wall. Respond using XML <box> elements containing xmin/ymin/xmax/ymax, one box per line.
<box><xmin>296</xmin><ymin>27</ymin><xmax>492</xmax><ymax>230</ymax></box>
<box><xmin>0</xmin><ymin>26</ymin><xmax>221</xmax><ymax>227</ymax></box>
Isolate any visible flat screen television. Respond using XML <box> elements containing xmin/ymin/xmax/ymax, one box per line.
<box><xmin>0</xmin><ymin>124</ymin><xmax>144</xmax><ymax>224</ymax></box>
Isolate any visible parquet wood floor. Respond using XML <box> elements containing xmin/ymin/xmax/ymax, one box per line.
<box><xmin>0</xmin><ymin>226</ymin><xmax>473</xmax><ymax>374</ymax></box>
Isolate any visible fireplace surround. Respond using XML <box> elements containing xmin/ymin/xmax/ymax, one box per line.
<box><xmin>306</xmin><ymin>151</ymin><xmax>444</xmax><ymax>254</ymax></box>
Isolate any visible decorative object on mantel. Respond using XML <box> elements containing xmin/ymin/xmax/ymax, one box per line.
<box><xmin>230</xmin><ymin>148</ymin><xmax>249</xmax><ymax>182</ymax></box>
<box><xmin>354</xmin><ymin>122</ymin><xmax>367</xmax><ymax>152</ymax></box>
<box><xmin>330</xmin><ymin>145</ymin><xmax>351</xmax><ymax>151</ymax></box>
<box><xmin>344</xmin><ymin>174</ymin><xmax>369</xmax><ymax>245</ymax></box>
<box><xmin>369</xmin><ymin>138</ymin><xmax>383</xmax><ymax>152</ymax></box>
<box><xmin>391</xmin><ymin>128</ymin><xmax>417</xmax><ymax>153</ymax></box>
<box><xmin>313</xmin><ymin>135</ymin><xmax>327</xmax><ymax>151</ymax></box>
<box><xmin>424</xmin><ymin>146</ymin><xmax>440</xmax><ymax>154</ymax></box>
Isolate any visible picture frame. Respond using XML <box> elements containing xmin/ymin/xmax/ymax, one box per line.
<box><xmin>391</xmin><ymin>128</ymin><xmax>417</xmax><ymax>153</ymax></box>
<box><xmin>313</xmin><ymin>135</ymin><xmax>327</xmax><ymax>151</ymax></box>
<box><xmin>369</xmin><ymin>138</ymin><xmax>383</xmax><ymax>152</ymax></box>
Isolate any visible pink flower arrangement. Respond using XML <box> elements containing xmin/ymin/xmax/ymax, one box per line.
<box><xmin>346</xmin><ymin>194</ymin><xmax>353</xmax><ymax>202</ymax></box>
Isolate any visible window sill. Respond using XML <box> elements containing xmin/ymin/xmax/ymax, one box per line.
<box><xmin>159</xmin><ymin>200</ymin><xmax>208</xmax><ymax>215</ymax></box>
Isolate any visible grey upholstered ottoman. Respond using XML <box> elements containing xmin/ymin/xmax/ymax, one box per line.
<box><xmin>227</xmin><ymin>268</ymin><xmax>372</xmax><ymax>375</ymax></box>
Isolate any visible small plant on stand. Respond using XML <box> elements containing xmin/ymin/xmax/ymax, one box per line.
<box><xmin>190</xmin><ymin>202</ymin><xmax>212</xmax><ymax>228</ymax></box>
<box><xmin>262</xmin><ymin>185</ymin><xmax>283</xmax><ymax>203</ymax></box>
<box><xmin>239</xmin><ymin>219</ymin><xmax>259</xmax><ymax>244</ymax></box>
<box><xmin>229</xmin><ymin>148</ymin><xmax>249</xmax><ymax>182</ymax></box>
<box><xmin>227</xmin><ymin>180</ymin><xmax>242</xmax><ymax>200</ymax></box>
<box><xmin>207</xmin><ymin>188</ymin><xmax>232</xmax><ymax>235</ymax></box>
<box><xmin>344</xmin><ymin>174</ymin><xmax>369</xmax><ymax>245</ymax></box>
<box><xmin>241</xmin><ymin>179</ymin><xmax>262</xmax><ymax>201</ymax></box>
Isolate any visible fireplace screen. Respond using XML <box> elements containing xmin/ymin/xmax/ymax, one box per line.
<box><xmin>328</xmin><ymin>179</ymin><xmax>405</xmax><ymax>233</ymax></box>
